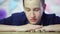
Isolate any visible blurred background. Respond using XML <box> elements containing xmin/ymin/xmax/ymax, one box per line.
<box><xmin>0</xmin><ymin>0</ymin><xmax>60</xmax><ymax>19</ymax></box>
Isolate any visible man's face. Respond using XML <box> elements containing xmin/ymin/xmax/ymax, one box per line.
<box><xmin>24</xmin><ymin>0</ymin><xmax>44</xmax><ymax>25</ymax></box>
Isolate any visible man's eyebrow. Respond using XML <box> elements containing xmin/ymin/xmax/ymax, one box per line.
<box><xmin>34</xmin><ymin>8</ymin><xmax>40</xmax><ymax>9</ymax></box>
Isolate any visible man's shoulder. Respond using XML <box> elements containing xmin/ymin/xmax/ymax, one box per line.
<box><xmin>11</xmin><ymin>12</ymin><xmax>27</xmax><ymax>19</ymax></box>
<box><xmin>12</xmin><ymin>12</ymin><xmax>25</xmax><ymax>16</ymax></box>
<box><xmin>46</xmin><ymin>13</ymin><xmax>60</xmax><ymax>20</ymax></box>
<box><xmin>11</xmin><ymin>12</ymin><xmax>26</xmax><ymax>18</ymax></box>
<box><xmin>10</xmin><ymin>12</ymin><xmax>28</xmax><ymax>25</ymax></box>
<box><xmin>42</xmin><ymin>13</ymin><xmax>56</xmax><ymax>20</ymax></box>
<box><xmin>46</xmin><ymin>14</ymin><xmax>56</xmax><ymax>18</ymax></box>
<box><xmin>44</xmin><ymin>13</ymin><xmax>60</xmax><ymax>25</ymax></box>
<box><xmin>0</xmin><ymin>12</ymin><xmax>27</xmax><ymax>25</ymax></box>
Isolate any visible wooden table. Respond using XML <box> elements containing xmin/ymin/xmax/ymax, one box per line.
<box><xmin>0</xmin><ymin>32</ymin><xmax>60</xmax><ymax>34</ymax></box>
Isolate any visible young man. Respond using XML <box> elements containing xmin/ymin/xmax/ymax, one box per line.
<box><xmin>0</xmin><ymin>0</ymin><xmax>60</xmax><ymax>32</ymax></box>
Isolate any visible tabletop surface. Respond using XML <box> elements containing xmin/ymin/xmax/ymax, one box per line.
<box><xmin>0</xmin><ymin>32</ymin><xmax>60</xmax><ymax>34</ymax></box>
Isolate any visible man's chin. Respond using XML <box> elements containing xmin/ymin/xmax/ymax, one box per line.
<box><xmin>29</xmin><ymin>22</ymin><xmax>37</xmax><ymax>25</ymax></box>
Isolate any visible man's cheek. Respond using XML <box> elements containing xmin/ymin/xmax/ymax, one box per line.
<box><xmin>26</xmin><ymin>14</ymin><xmax>30</xmax><ymax>19</ymax></box>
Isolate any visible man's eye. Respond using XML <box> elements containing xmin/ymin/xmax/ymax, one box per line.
<box><xmin>33</xmin><ymin>8</ymin><xmax>40</xmax><ymax>11</ymax></box>
<box><xmin>25</xmin><ymin>8</ymin><xmax>31</xmax><ymax>12</ymax></box>
<box><xmin>26</xmin><ymin>9</ymin><xmax>30</xmax><ymax>11</ymax></box>
<box><xmin>35</xmin><ymin>9</ymin><xmax>39</xmax><ymax>11</ymax></box>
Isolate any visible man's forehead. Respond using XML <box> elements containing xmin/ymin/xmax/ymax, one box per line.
<box><xmin>24</xmin><ymin>0</ymin><xmax>41</xmax><ymax>5</ymax></box>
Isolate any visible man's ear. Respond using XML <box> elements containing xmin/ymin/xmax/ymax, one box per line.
<box><xmin>43</xmin><ymin>4</ymin><xmax>46</xmax><ymax>10</ymax></box>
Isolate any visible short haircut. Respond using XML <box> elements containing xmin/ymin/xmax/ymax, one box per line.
<box><xmin>23</xmin><ymin>0</ymin><xmax>45</xmax><ymax>6</ymax></box>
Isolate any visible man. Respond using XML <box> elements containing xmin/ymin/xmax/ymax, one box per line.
<box><xmin>0</xmin><ymin>0</ymin><xmax>60</xmax><ymax>32</ymax></box>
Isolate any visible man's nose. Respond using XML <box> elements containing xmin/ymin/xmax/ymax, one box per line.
<box><xmin>30</xmin><ymin>12</ymin><xmax>35</xmax><ymax>18</ymax></box>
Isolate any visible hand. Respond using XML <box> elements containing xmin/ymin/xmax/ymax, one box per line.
<box><xmin>15</xmin><ymin>24</ymin><xmax>43</xmax><ymax>32</ymax></box>
<box><xmin>41</xmin><ymin>25</ymin><xmax>60</xmax><ymax>32</ymax></box>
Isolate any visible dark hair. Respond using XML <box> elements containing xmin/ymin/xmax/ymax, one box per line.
<box><xmin>23</xmin><ymin>0</ymin><xmax>45</xmax><ymax>6</ymax></box>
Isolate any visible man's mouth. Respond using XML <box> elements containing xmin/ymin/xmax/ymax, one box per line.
<box><xmin>30</xmin><ymin>19</ymin><xmax>37</xmax><ymax>22</ymax></box>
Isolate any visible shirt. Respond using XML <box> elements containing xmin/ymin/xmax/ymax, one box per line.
<box><xmin>0</xmin><ymin>12</ymin><xmax>60</xmax><ymax>26</ymax></box>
